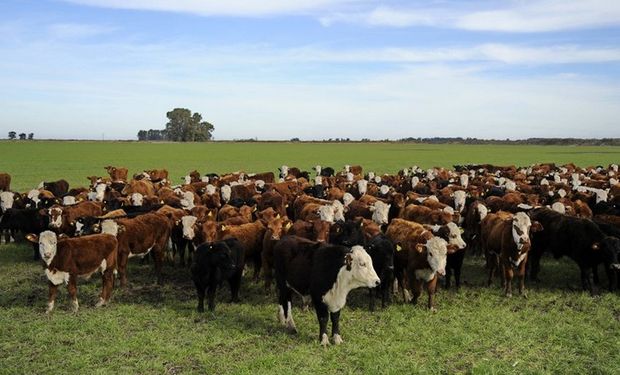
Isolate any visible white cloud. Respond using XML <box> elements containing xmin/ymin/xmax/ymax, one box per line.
<box><xmin>321</xmin><ymin>0</ymin><xmax>620</xmax><ymax>32</ymax></box>
<box><xmin>63</xmin><ymin>0</ymin><xmax>359</xmax><ymax>16</ymax></box>
<box><xmin>48</xmin><ymin>23</ymin><xmax>117</xmax><ymax>39</ymax></box>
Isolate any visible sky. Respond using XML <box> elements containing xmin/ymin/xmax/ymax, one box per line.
<box><xmin>1</xmin><ymin>0</ymin><xmax>619</xmax><ymax>140</ymax></box>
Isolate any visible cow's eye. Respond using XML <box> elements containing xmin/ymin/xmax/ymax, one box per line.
<box><xmin>429</xmin><ymin>253</ymin><xmax>433</xmax><ymax>257</ymax></box>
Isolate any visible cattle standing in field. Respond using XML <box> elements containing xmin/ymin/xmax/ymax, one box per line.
<box><xmin>529</xmin><ymin>208</ymin><xmax>620</xmax><ymax>293</ymax></box>
<box><xmin>273</xmin><ymin>236</ymin><xmax>380</xmax><ymax>346</ymax></box>
<box><xmin>0</xmin><ymin>173</ymin><xmax>11</xmax><ymax>191</ymax></box>
<box><xmin>191</xmin><ymin>238</ymin><xmax>245</xmax><ymax>312</ymax></box>
<box><xmin>481</xmin><ymin>211</ymin><xmax>541</xmax><ymax>297</ymax></box>
<box><xmin>104</xmin><ymin>166</ymin><xmax>128</xmax><ymax>182</ymax></box>
<box><xmin>26</xmin><ymin>231</ymin><xmax>117</xmax><ymax>313</ymax></box>
<box><xmin>0</xmin><ymin>208</ymin><xmax>48</xmax><ymax>258</ymax></box>
<box><xmin>364</xmin><ymin>234</ymin><xmax>395</xmax><ymax>310</ymax></box>
<box><xmin>41</xmin><ymin>179</ymin><xmax>69</xmax><ymax>198</ymax></box>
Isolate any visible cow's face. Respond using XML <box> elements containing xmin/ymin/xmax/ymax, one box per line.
<box><xmin>346</xmin><ymin>246</ymin><xmax>381</xmax><ymax>288</ymax></box>
<box><xmin>512</xmin><ymin>212</ymin><xmax>532</xmax><ymax>252</ymax></box>
<box><xmin>220</xmin><ymin>185</ymin><xmax>231</xmax><ymax>203</ymax></box>
<box><xmin>181</xmin><ymin>216</ymin><xmax>197</xmax><ymax>240</ymax></box>
<box><xmin>48</xmin><ymin>207</ymin><xmax>63</xmax><ymax>228</ymax></box>
<box><xmin>94</xmin><ymin>183</ymin><xmax>107</xmax><ymax>202</ymax></box>
<box><xmin>279</xmin><ymin>165</ymin><xmax>289</xmax><ymax>179</ymax></box>
<box><xmin>600</xmin><ymin>237</ymin><xmax>620</xmax><ymax>270</ymax></box>
<box><xmin>357</xmin><ymin>180</ymin><xmax>368</xmax><ymax>195</ymax></box>
<box><xmin>371</xmin><ymin>201</ymin><xmax>390</xmax><ymax>225</ymax></box>
<box><xmin>101</xmin><ymin>219</ymin><xmax>119</xmax><ymax>236</ymax></box>
<box><xmin>26</xmin><ymin>231</ymin><xmax>58</xmax><ymax>265</ymax></box>
<box><xmin>332</xmin><ymin>201</ymin><xmax>345</xmax><ymax>222</ymax></box>
<box><xmin>365</xmin><ymin>236</ymin><xmax>394</xmax><ymax>281</ymax></box>
<box><xmin>424</xmin><ymin>237</ymin><xmax>448</xmax><ymax>276</ymax></box>
<box><xmin>130</xmin><ymin>193</ymin><xmax>143</xmax><ymax>206</ymax></box>
<box><xmin>314</xmin><ymin>220</ymin><xmax>331</xmax><ymax>243</ymax></box>
<box><xmin>477</xmin><ymin>203</ymin><xmax>488</xmax><ymax>221</ymax></box>
<box><xmin>183</xmin><ymin>175</ymin><xmax>191</xmax><ymax>184</ymax></box>
<box><xmin>445</xmin><ymin>222</ymin><xmax>466</xmax><ymax>250</ymax></box>
<box><xmin>207</xmin><ymin>242</ymin><xmax>236</xmax><ymax>278</ymax></box>
<box><xmin>453</xmin><ymin>190</ymin><xmax>467</xmax><ymax>213</ymax></box>
<box><xmin>330</xmin><ymin>220</ymin><xmax>364</xmax><ymax>247</ymax></box>
<box><xmin>460</xmin><ymin>174</ymin><xmax>469</xmax><ymax>188</ymax></box>
<box><xmin>342</xmin><ymin>193</ymin><xmax>354</xmax><ymax>207</ymax></box>
<box><xmin>0</xmin><ymin>191</ymin><xmax>14</xmax><ymax>212</ymax></box>
<box><xmin>181</xmin><ymin>191</ymin><xmax>195</xmax><ymax>209</ymax></box>
<box><xmin>62</xmin><ymin>196</ymin><xmax>76</xmax><ymax>206</ymax></box>
<box><xmin>317</xmin><ymin>205</ymin><xmax>335</xmax><ymax>223</ymax></box>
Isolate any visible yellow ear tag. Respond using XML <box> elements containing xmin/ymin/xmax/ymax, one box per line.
<box><xmin>396</xmin><ymin>244</ymin><xmax>403</xmax><ymax>252</ymax></box>
<box><xmin>285</xmin><ymin>222</ymin><xmax>292</xmax><ymax>230</ymax></box>
<box><xmin>208</xmin><ymin>211</ymin><xmax>213</xmax><ymax>217</ymax></box>
<box><xmin>460</xmin><ymin>228</ymin><xmax>465</xmax><ymax>234</ymax></box>
<box><xmin>221</xmin><ymin>225</ymin><xmax>227</xmax><ymax>231</ymax></box>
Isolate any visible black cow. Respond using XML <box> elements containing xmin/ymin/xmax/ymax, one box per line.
<box><xmin>530</xmin><ymin>208</ymin><xmax>620</xmax><ymax>293</ymax></box>
<box><xmin>329</xmin><ymin>219</ymin><xmax>364</xmax><ymax>247</ymax></box>
<box><xmin>364</xmin><ymin>234</ymin><xmax>395</xmax><ymax>310</ymax></box>
<box><xmin>43</xmin><ymin>179</ymin><xmax>69</xmax><ymax>198</ymax></box>
<box><xmin>273</xmin><ymin>235</ymin><xmax>380</xmax><ymax>346</ymax></box>
<box><xmin>0</xmin><ymin>208</ymin><xmax>48</xmax><ymax>259</ymax></box>
<box><xmin>191</xmin><ymin>238</ymin><xmax>245</xmax><ymax>312</ymax></box>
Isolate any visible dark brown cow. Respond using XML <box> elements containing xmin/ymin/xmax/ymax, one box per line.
<box><xmin>0</xmin><ymin>173</ymin><xmax>11</xmax><ymax>192</ymax></box>
<box><xmin>26</xmin><ymin>231</ymin><xmax>117</xmax><ymax>313</ymax></box>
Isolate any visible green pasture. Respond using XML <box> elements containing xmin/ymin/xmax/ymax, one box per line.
<box><xmin>0</xmin><ymin>141</ymin><xmax>619</xmax><ymax>374</ymax></box>
<box><xmin>1</xmin><ymin>141</ymin><xmax>619</xmax><ymax>191</ymax></box>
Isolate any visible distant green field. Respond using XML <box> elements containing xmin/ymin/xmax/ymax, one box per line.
<box><xmin>1</xmin><ymin>140</ymin><xmax>619</xmax><ymax>191</ymax></box>
<box><xmin>1</xmin><ymin>141</ymin><xmax>619</xmax><ymax>374</ymax></box>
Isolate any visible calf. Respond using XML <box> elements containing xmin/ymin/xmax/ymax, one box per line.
<box><xmin>218</xmin><ymin>220</ymin><xmax>266</xmax><ymax>281</ymax></box>
<box><xmin>191</xmin><ymin>238</ymin><xmax>245</xmax><ymax>312</ymax></box>
<box><xmin>42</xmin><ymin>179</ymin><xmax>69</xmax><ymax>198</ymax></box>
<box><xmin>273</xmin><ymin>236</ymin><xmax>380</xmax><ymax>346</ymax></box>
<box><xmin>365</xmin><ymin>234</ymin><xmax>395</xmax><ymax>310</ymax></box>
<box><xmin>0</xmin><ymin>208</ymin><xmax>48</xmax><ymax>259</ymax></box>
<box><xmin>26</xmin><ymin>231</ymin><xmax>117</xmax><ymax>313</ymax></box>
<box><xmin>105</xmin><ymin>166</ymin><xmax>128</xmax><ymax>182</ymax></box>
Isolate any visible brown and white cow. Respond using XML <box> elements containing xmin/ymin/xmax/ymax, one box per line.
<box><xmin>26</xmin><ymin>231</ymin><xmax>117</xmax><ymax>313</ymax></box>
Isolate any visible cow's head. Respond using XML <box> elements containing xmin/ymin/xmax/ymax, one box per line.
<box><xmin>220</xmin><ymin>185</ymin><xmax>231</xmax><ymax>203</ymax></box>
<box><xmin>279</xmin><ymin>165</ymin><xmax>289</xmax><ymax>179</ymax></box>
<box><xmin>100</xmin><ymin>219</ymin><xmax>121</xmax><ymax>236</ymax></box>
<box><xmin>364</xmin><ymin>235</ymin><xmax>395</xmax><ymax>283</ymax></box>
<box><xmin>596</xmin><ymin>236</ymin><xmax>620</xmax><ymax>270</ymax></box>
<box><xmin>343</xmin><ymin>246</ymin><xmax>381</xmax><ymax>288</ymax></box>
<box><xmin>317</xmin><ymin>205</ymin><xmax>335</xmax><ymax>224</ymax></box>
<box><xmin>200</xmin><ymin>241</ymin><xmax>237</xmax><ymax>281</ymax></box>
<box><xmin>444</xmin><ymin>222</ymin><xmax>466</xmax><ymax>250</ymax></box>
<box><xmin>181</xmin><ymin>191</ymin><xmax>195</xmax><ymax>210</ymax></box>
<box><xmin>329</xmin><ymin>219</ymin><xmax>364</xmax><ymax>247</ymax></box>
<box><xmin>453</xmin><ymin>190</ymin><xmax>467</xmax><ymax>213</ymax></box>
<box><xmin>342</xmin><ymin>193</ymin><xmax>355</xmax><ymax>207</ymax></box>
<box><xmin>48</xmin><ymin>206</ymin><xmax>63</xmax><ymax>228</ymax></box>
<box><xmin>0</xmin><ymin>191</ymin><xmax>14</xmax><ymax>213</ymax></box>
<box><xmin>332</xmin><ymin>200</ymin><xmax>345</xmax><ymax>222</ymax></box>
<box><xmin>460</xmin><ymin>174</ymin><xmax>469</xmax><ymax>188</ymax></box>
<box><xmin>26</xmin><ymin>231</ymin><xmax>58</xmax><ymax>265</ymax></box>
<box><xmin>370</xmin><ymin>201</ymin><xmax>391</xmax><ymax>225</ymax></box>
<box><xmin>314</xmin><ymin>220</ymin><xmax>332</xmax><ymax>243</ymax></box>
<box><xmin>416</xmin><ymin>237</ymin><xmax>448</xmax><ymax>276</ymax></box>
<box><xmin>130</xmin><ymin>192</ymin><xmax>144</xmax><ymax>206</ymax></box>
<box><xmin>357</xmin><ymin>179</ymin><xmax>368</xmax><ymax>195</ymax></box>
<box><xmin>181</xmin><ymin>215</ymin><xmax>198</xmax><ymax>240</ymax></box>
<box><xmin>94</xmin><ymin>183</ymin><xmax>107</xmax><ymax>202</ymax></box>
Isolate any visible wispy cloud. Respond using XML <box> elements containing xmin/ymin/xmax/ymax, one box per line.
<box><xmin>62</xmin><ymin>0</ymin><xmax>360</xmax><ymax>16</ymax></box>
<box><xmin>321</xmin><ymin>0</ymin><xmax>620</xmax><ymax>32</ymax></box>
<box><xmin>48</xmin><ymin>23</ymin><xmax>117</xmax><ymax>39</ymax></box>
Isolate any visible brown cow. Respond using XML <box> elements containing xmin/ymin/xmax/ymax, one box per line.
<box><xmin>122</xmin><ymin>179</ymin><xmax>155</xmax><ymax>197</ymax></box>
<box><xmin>218</xmin><ymin>220</ymin><xmax>266</xmax><ymax>281</ymax></box>
<box><xmin>26</xmin><ymin>231</ymin><xmax>117</xmax><ymax>313</ymax></box>
<box><xmin>401</xmin><ymin>204</ymin><xmax>454</xmax><ymax>225</ymax></box>
<box><xmin>144</xmin><ymin>169</ymin><xmax>169</xmax><ymax>182</ymax></box>
<box><xmin>386</xmin><ymin>218</ymin><xmax>452</xmax><ymax>311</ymax></box>
<box><xmin>0</xmin><ymin>173</ymin><xmax>11</xmax><ymax>192</ymax></box>
<box><xmin>48</xmin><ymin>201</ymin><xmax>103</xmax><ymax>235</ymax></box>
<box><xmin>104</xmin><ymin>166</ymin><xmax>128</xmax><ymax>182</ymax></box>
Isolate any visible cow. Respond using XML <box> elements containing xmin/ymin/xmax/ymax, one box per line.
<box><xmin>191</xmin><ymin>238</ymin><xmax>245</xmax><ymax>312</ymax></box>
<box><xmin>25</xmin><ymin>231</ymin><xmax>117</xmax><ymax>313</ymax></box>
<box><xmin>144</xmin><ymin>169</ymin><xmax>168</xmax><ymax>183</ymax></box>
<box><xmin>104</xmin><ymin>166</ymin><xmax>128</xmax><ymax>182</ymax></box>
<box><xmin>364</xmin><ymin>234</ymin><xmax>395</xmax><ymax>310</ymax></box>
<box><xmin>0</xmin><ymin>173</ymin><xmax>11</xmax><ymax>192</ymax></box>
<box><xmin>218</xmin><ymin>220</ymin><xmax>266</xmax><ymax>281</ymax></box>
<box><xmin>402</xmin><ymin>204</ymin><xmax>454</xmax><ymax>225</ymax></box>
<box><xmin>429</xmin><ymin>222</ymin><xmax>467</xmax><ymax>290</ymax></box>
<box><xmin>47</xmin><ymin>201</ymin><xmax>103</xmax><ymax>234</ymax></box>
<box><xmin>273</xmin><ymin>236</ymin><xmax>380</xmax><ymax>346</ymax></box>
<box><xmin>481</xmin><ymin>211</ymin><xmax>541</xmax><ymax>297</ymax></box>
<box><xmin>42</xmin><ymin>179</ymin><xmax>69</xmax><ymax>198</ymax></box>
<box><xmin>386</xmin><ymin>218</ymin><xmax>453</xmax><ymax>311</ymax></box>
<box><xmin>529</xmin><ymin>208</ymin><xmax>620</xmax><ymax>294</ymax></box>
<box><xmin>0</xmin><ymin>208</ymin><xmax>48</xmax><ymax>259</ymax></box>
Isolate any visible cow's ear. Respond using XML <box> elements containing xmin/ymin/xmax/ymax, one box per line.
<box><xmin>592</xmin><ymin>242</ymin><xmax>600</xmax><ymax>251</ymax></box>
<box><xmin>70</xmin><ymin>221</ymin><xmax>75</xmax><ymax>226</ymax></box>
<box><xmin>25</xmin><ymin>233</ymin><xmax>39</xmax><ymax>243</ymax></box>
<box><xmin>447</xmin><ymin>244</ymin><xmax>459</xmax><ymax>254</ymax></box>
<box><xmin>531</xmin><ymin>221</ymin><xmax>543</xmax><ymax>232</ymax></box>
<box><xmin>415</xmin><ymin>243</ymin><xmax>425</xmax><ymax>252</ymax></box>
<box><xmin>344</xmin><ymin>253</ymin><xmax>353</xmax><ymax>271</ymax></box>
<box><xmin>58</xmin><ymin>234</ymin><xmax>68</xmax><ymax>240</ymax></box>
<box><xmin>118</xmin><ymin>225</ymin><xmax>126</xmax><ymax>233</ymax></box>
<box><xmin>175</xmin><ymin>220</ymin><xmax>180</xmax><ymax>225</ymax></box>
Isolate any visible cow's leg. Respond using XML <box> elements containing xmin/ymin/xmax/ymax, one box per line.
<box><xmin>118</xmin><ymin>251</ymin><xmax>129</xmax><ymax>288</ymax></box>
<box><xmin>486</xmin><ymin>253</ymin><xmax>497</xmax><ymax>287</ymax></box>
<box><xmin>32</xmin><ymin>243</ymin><xmax>40</xmax><ymax>261</ymax></box>
<box><xmin>228</xmin><ymin>269</ymin><xmax>242</xmax><ymax>303</ymax></box>
<box><xmin>445</xmin><ymin>266</ymin><xmax>453</xmax><ymax>289</ymax></box>
<box><xmin>153</xmin><ymin>248</ymin><xmax>164</xmax><ymax>285</ymax></box>
<box><xmin>252</xmin><ymin>253</ymin><xmax>262</xmax><ymax>283</ymax></box>
<box><xmin>381</xmin><ymin>281</ymin><xmax>391</xmax><ymax>308</ymax></box>
<box><xmin>46</xmin><ymin>283</ymin><xmax>58</xmax><ymax>314</ymax></box>
<box><xmin>368</xmin><ymin>288</ymin><xmax>376</xmax><ymax>311</ymax></box>
<box><xmin>411</xmin><ymin>274</ymin><xmax>422</xmax><ymax>306</ymax></box>
<box><xmin>605</xmin><ymin>267</ymin><xmax>616</xmax><ymax>292</ymax></box>
<box><xmin>592</xmin><ymin>265</ymin><xmax>600</xmax><ymax>286</ymax></box>
<box><xmin>195</xmin><ymin>278</ymin><xmax>206</xmax><ymax>313</ymax></box>
<box><xmin>454</xmin><ymin>261</ymin><xmax>462</xmax><ymax>290</ymax></box>
<box><xmin>330</xmin><ymin>310</ymin><xmax>343</xmax><ymax>345</ymax></box>
<box><xmin>186</xmin><ymin>242</ymin><xmax>194</xmax><ymax>267</ymax></box>
<box><xmin>207</xmin><ymin>280</ymin><xmax>217</xmax><ymax>312</ymax></box>
<box><xmin>97</xmin><ymin>269</ymin><xmax>114</xmax><ymax>307</ymax></box>
<box><xmin>67</xmin><ymin>275</ymin><xmax>79</xmax><ymax>313</ymax></box>
<box><xmin>528</xmin><ymin>249</ymin><xmax>543</xmax><ymax>282</ymax></box>
<box><xmin>314</xmin><ymin>302</ymin><xmax>329</xmax><ymax>346</ymax></box>
<box><xmin>517</xmin><ymin>259</ymin><xmax>528</xmax><ymax>297</ymax></box>
<box><xmin>427</xmin><ymin>276</ymin><xmax>438</xmax><ymax>312</ymax></box>
<box><xmin>178</xmin><ymin>240</ymin><xmax>187</xmax><ymax>267</ymax></box>
<box><xmin>580</xmin><ymin>266</ymin><xmax>596</xmax><ymax>295</ymax></box>
<box><xmin>503</xmin><ymin>263</ymin><xmax>514</xmax><ymax>297</ymax></box>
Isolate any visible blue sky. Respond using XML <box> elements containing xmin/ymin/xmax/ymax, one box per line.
<box><xmin>1</xmin><ymin>0</ymin><xmax>619</xmax><ymax>140</ymax></box>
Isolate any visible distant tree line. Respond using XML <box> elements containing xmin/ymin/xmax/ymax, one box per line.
<box><xmin>7</xmin><ymin>131</ymin><xmax>34</xmax><ymax>140</ymax></box>
<box><xmin>138</xmin><ymin>108</ymin><xmax>214</xmax><ymax>142</ymax></box>
<box><xmin>396</xmin><ymin>137</ymin><xmax>620</xmax><ymax>146</ymax></box>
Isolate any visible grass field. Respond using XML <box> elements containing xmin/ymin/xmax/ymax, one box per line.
<box><xmin>1</xmin><ymin>141</ymin><xmax>619</xmax><ymax>374</ymax></box>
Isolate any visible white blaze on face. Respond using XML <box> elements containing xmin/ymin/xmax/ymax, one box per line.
<box><xmin>558</xmin><ymin>189</ymin><xmax>567</xmax><ymax>198</ymax></box>
<box><xmin>255</xmin><ymin>180</ymin><xmax>265</xmax><ymax>190</ymax></box>
<box><xmin>380</xmin><ymin>185</ymin><xmax>390</xmax><ymax>196</ymax></box>
<box><xmin>183</xmin><ymin>175</ymin><xmax>191</xmax><ymax>184</ymax></box>
<box><xmin>142</xmin><ymin>172</ymin><xmax>151</xmax><ymax>180</ymax></box>
<box><xmin>594</xmin><ymin>188</ymin><xmax>608</xmax><ymax>203</ymax></box>
<box><xmin>48</xmin><ymin>207</ymin><xmax>63</xmax><ymax>228</ymax></box>
<box><xmin>402</xmin><ymin>168</ymin><xmax>410</xmax><ymax>177</ymax></box>
<box><xmin>505</xmin><ymin>180</ymin><xmax>516</xmax><ymax>192</ymax></box>
<box><xmin>428</xmin><ymin>195</ymin><xmax>439</xmax><ymax>202</ymax></box>
<box><xmin>314</xmin><ymin>175</ymin><xmax>323</xmax><ymax>186</ymax></box>
<box><xmin>443</xmin><ymin>206</ymin><xmax>455</xmax><ymax>215</ymax></box>
<box><xmin>426</xmin><ymin>169</ymin><xmax>435</xmax><ymax>181</ymax></box>
<box><xmin>181</xmin><ymin>191</ymin><xmax>195</xmax><ymax>210</ymax></box>
<box><xmin>610</xmin><ymin>178</ymin><xmax>618</xmax><ymax>186</ymax></box>
<box><xmin>332</xmin><ymin>200</ymin><xmax>345</xmax><ymax>222</ymax></box>
<box><xmin>280</xmin><ymin>165</ymin><xmax>289</xmax><ymax>177</ymax></box>
<box><xmin>554</xmin><ymin>174</ymin><xmax>561</xmax><ymax>183</ymax></box>
<box><xmin>201</xmin><ymin>176</ymin><xmax>209</xmax><ymax>183</ymax></box>
<box><xmin>0</xmin><ymin>192</ymin><xmax>14</xmax><ymax>212</ymax></box>
<box><xmin>314</xmin><ymin>165</ymin><xmax>321</xmax><ymax>174</ymax></box>
<box><xmin>368</xmin><ymin>172</ymin><xmax>375</xmax><ymax>180</ymax></box>
<box><xmin>411</xmin><ymin>176</ymin><xmax>419</xmax><ymax>187</ymax></box>
<box><xmin>205</xmin><ymin>184</ymin><xmax>216</xmax><ymax>195</ymax></box>
<box><xmin>512</xmin><ymin>212</ymin><xmax>532</xmax><ymax>251</ymax></box>
<box><xmin>357</xmin><ymin>179</ymin><xmax>368</xmax><ymax>195</ymax></box>
<box><xmin>318</xmin><ymin>205</ymin><xmax>335</xmax><ymax>223</ymax></box>
<box><xmin>131</xmin><ymin>193</ymin><xmax>144</xmax><ymax>206</ymax></box>
<box><xmin>74</xmin><ymin>220</ymin><xmax>84</xmax><ymax>236</ymax></box>
<box><xmin>346</xmin><ymin>172</ymin><xmax>354</xmax><ymax>182</ymax></box>
<box><xmin>446</xmin><ymin>222</ymin><xmax>466</xmax><ymax>250</ymax></box>
<box><xmin>221</xmin><ymin>185</ymin><xmax>231</xmax><ymax>203</ymax></box>
<box><xmin>459</xmin><ymin>174</ymin><xmax>469</xmax><ymax>188</ymax></box>
<box><xmin>498</xmin><ymin>177</ymin><xmax>506</xmax><ymax>186</ymax></box>
<box><xmin>425</xmin><ymin>237</ymin><xmax>448</xmax><ymax>277</ymax></box>
<box><xmin>321</xmin><ymin>246</ymin><xmax>380</xmax><ymax>313</ymax></box>
<box><xmin>344</xmin><ymin>165</ymin><xmax>350</xmax><ymax>173</ymax></box>
<box><xmin>62</xmin><ymin>196</ymin><xmax>76</xmax><ymax>206</ymax></box>
<box><xmin>38</xmin><ymin>231</ymin><xmax>58</xmax><ymax>265</ymax></box>
<box><xmin>181</xmin><ymin>215</ymin><xmax>197</xmax><ymax>240</ymax></box>
<box><xmin>453</xmin><ymin>190</ymin><xmax>466</xmax><ymax>213</ymax></box>
<box><xmin>560</xmin><ymin>167</ymin><xmax>568</xmax><ymax>174</ymax></box>
<box><xmin>551</xmin><ymin>202</ymin><xmax>566</xmax><ymax>214</ymax></box>
<box><xmin>540</xmin><ymin>178</ymin><xmax>549</xmax><ymax>185</ymax></box>
<box><xmin>612</xmin><ymin>164</ymin><xmax>619</xmax><ymax>172</ymax></box>
<box><xmin>101</xmin><ymin>220</ymin><xmax>119</xmax><ymax>236</ymax></box>
<box><xmin>371</xmin><ymin>201</ymin><xmax>391</xmax><ymax>225</ymax></box>
<box><xmin>478</xmin><ymin>204</ymin><xmax>488</xmax><ymax>221</ymax></box>
<box><xmin>374</xmin><ymin>176</ymin><xmax>381</xmax><ymax>184</ymax></box>
<box><xmin>342</xmin><ymin>193</ymin><xmax>354</xmax><ymax>207</ymax></box>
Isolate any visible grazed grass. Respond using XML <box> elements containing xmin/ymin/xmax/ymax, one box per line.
<box><xmin>1</xmin><ymin>141</ymin><xmax>619</xmax><ymax>191</ymax></box>
<box><xmin>1</xmin><ymin>141</ymin><xmax>619</xmax><ymax>374</ymax></box>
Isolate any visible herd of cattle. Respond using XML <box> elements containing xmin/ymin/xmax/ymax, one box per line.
<box><xmin>1</xmin><ymin>162</ymin><xmax>619</xmax><ymax>346</ymax></box>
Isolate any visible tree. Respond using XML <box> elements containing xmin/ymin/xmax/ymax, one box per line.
<box><xmin>165</xmin><ymin>108</ymin><xmax>214</xmax><ymax>142</ymax></box>
<box><xmin>137</xmin><ymin>130</ymin><xmax>147</xmax><ymax>141</ymax></box>
<box><xmin>8</xmin><ymin>131</ymin><xmax>16</xmax><ymax>140</ymax></box>
<box><xmin>28</xmin><ymin>133</ymin><xmax>34</xmax><ymax>140</ymax></box>
<box><xmin>18</xmin><ymin>133</ymin><xmax>26</xmax><ymax>140</ymax></box>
